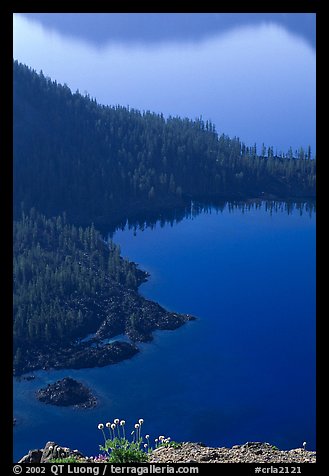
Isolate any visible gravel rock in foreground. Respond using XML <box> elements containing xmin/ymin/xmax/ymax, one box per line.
<box><xmin>18</xmin><ymin>442</ymin><xmax>85</xmax><ymax>463</ymax></box>
<box><xmin>149</xmin><ymin>442</ymin><xmax>316</xmax><ymax>464</ymax></box>
<box><xmin>18</xmin><ymin>441</ymin><xmax>316</xmax><ymax>464</ymax></box>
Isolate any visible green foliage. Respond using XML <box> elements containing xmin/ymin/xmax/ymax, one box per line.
<box><xmin>100</xmin><ymin>438</ymin><xmax>149</xmax><ymax>463</ymax></box>
<box><xmin>160</xmin><ymin>440</ymin><xmax>182</xmax><ymax>449</ymax></box>
<box><xmin>98</xmin><ymin>419</ymin><xmax>150</xmax><ymax>463</ymax></box>
<box><xmin>13</xmin><ymin>61</ymin><xmax>316</xmax><ymax>225</ymax></box>
<box><xmin>97</xmin><ymin>418</ymin><xmax>175</xmax><ymax>463</ymax></box>
<box><xmin>13</xmin><ymin>208</ymin><xmax>144</xmax><ymax>372</ymax></box>
<box><xmin>12</xmin><ymin>60</ymin><xmax>316</xmax><ymax>374</ymax></box>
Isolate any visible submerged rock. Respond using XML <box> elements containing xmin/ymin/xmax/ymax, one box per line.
<box><xmin>23</xmin><ymin>375</ymin><xmax>35</xmax><ymax>381</ymax></box>
<box><xmin>36</xmin><ymin>377</ymin><xmax>97</xmax><ymax>408</ymax></box>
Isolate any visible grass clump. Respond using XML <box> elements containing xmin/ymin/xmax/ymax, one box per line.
<box><xmin>97</xmin><ymin>418</ymin><xmax>175</xmax><ymax>463</ymax></box>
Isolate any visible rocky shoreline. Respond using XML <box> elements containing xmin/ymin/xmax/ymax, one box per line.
<box><xmin>15</xmin><ymin>288</ymin><xmax>195</xmax><ymax>377</ymax></box>
<box><xmin>18</xmin><ymin>441</ymin><xmax>316</xmax><ymax>464</ymax></box>
<box><xmin>36</xmin><ymin>377</ymin><xmax>97</xmax><ymax>408</ymax></box>
<box><xmin>19</xmin><ymin>340</ymin><xmax>139</xmax><ymax>375</ymax></box>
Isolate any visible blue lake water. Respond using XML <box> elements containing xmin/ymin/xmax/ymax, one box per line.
<box><xmin>13</xmin><ymin>202</ymin><xmax>316</xmax><ymax>461</ymax></box>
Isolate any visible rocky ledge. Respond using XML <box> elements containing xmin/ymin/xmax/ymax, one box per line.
<box><xmin>18</xmin><ymin>441</ymin><xmax>316</xmax><ymax>464</ymax></box>
<box><xmin>18</xmin><ymin>442</ymin><xmax>85</xmax><ymax>464</ymax></box>
<box><xmin>36</xmin><ymin>377</ymin><xmax>97</xmax><ymax>408</ymax></box>
<box><xmin>149</xmin><ymin>442</ymin><xmax>316</xmax><ymax>463</ymax></box>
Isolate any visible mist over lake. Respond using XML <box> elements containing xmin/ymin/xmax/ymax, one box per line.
<box><xmin>13</xmin><ymin>13</ymin><xmax>316</xmax><ymax>463</ymax></box>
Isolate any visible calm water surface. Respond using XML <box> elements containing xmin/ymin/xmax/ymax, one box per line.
<box><xmin>13</xmin><ymin>202</ymin><xmax>316</xmax><ymax>461</ymax></box>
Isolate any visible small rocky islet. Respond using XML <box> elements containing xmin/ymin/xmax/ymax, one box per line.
<box><xmin>36</xmin><ymin>377</ymin><xmax>97</xmax><ymax>408</ymax></box>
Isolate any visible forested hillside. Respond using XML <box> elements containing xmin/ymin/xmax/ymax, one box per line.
<box><xmin>13</xmin><ymin>60</ymin><xmax>315</xmax><ymax>374</ymax></box>
<box><xmin>13</xmin><ymin>61</ymin><xmax>316</xmax><ymax>226</ymax></box>
<box><xmin>13</xmin><ymin>209</ymin><xmax>192</xmax><ymax>374</ymax></box>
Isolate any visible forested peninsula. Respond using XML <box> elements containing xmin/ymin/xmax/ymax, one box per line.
<box><xmin>13</xmin><ymin>209</ymin><xmax>193</xmax><ymax>375</ymax></box>
<box><xmin>13</xmin><ymin>61</ymin><xmax>316</xmax><ymax>375</ymax></box>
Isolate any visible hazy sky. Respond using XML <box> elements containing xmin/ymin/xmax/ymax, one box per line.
<box><xmin>19</xmin><ymin>13</ymin><xmax>316</xmax><ymax>49</ymax></box>
<box><xmin>13</xmin><ymin>13</ymin><xmax>316</xmax><ymax>154</ymax></box>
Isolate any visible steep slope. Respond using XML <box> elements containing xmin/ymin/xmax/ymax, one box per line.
<box><xmin>13</xmin><ymin>61</ymin><xmax>316</xmax><ymax>226</ymax></box>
